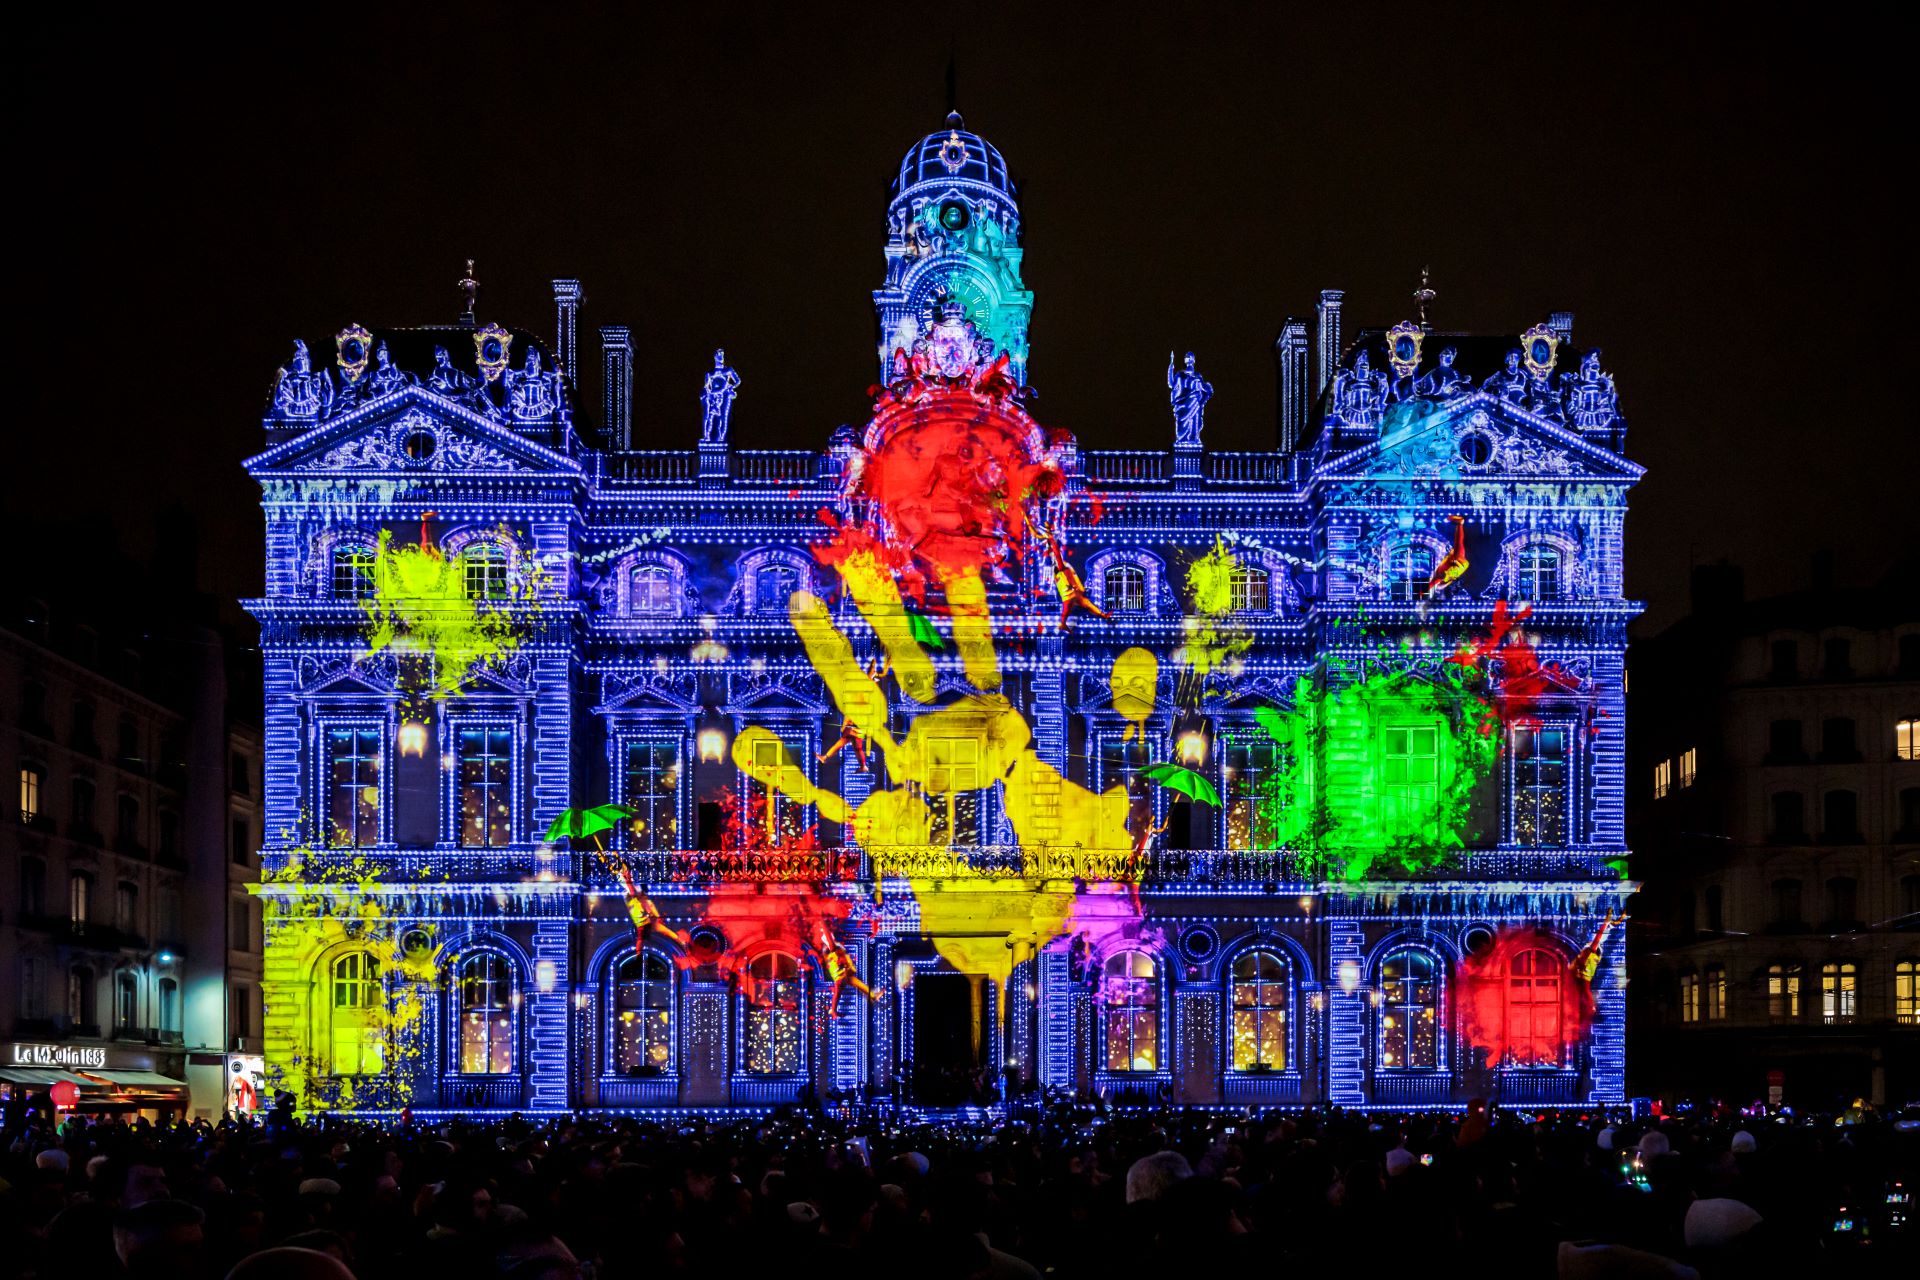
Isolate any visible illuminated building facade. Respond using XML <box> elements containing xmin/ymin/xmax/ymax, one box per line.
<box><xmin>247</xmin><ymin>114</ymin><xmax>1639</xmax><ymax>1113</ymax></box>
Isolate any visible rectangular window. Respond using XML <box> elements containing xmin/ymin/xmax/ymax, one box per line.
<box><xmin>157</xmin><ymin>887</ymin><xmax>181</xmax><ymax>943</ymax></box>
<box><xmin>1898</xmin><ymin>718</ymin><xmax>1919</xmax><ymax>762</ymax></box>
<box><xmin>115</xmin><ymin>881</ymin><xmax>137</xmax><ymax>934</ymax></box>
<box><xmin>19</xmin><ymin>765</ymin><xmax>41</xmax><ymax>822</ymax></box>
<box><xmin>331</xmin><ymin>547</ymin><xmax>376</xmax><ymax>600</ymax></box>
<box><xmin>1679</xmin><ymin>972</ymin><xmax>1700</xmax><ymax>1023</ymax></box>
<box><xmin>1653</xmin><ymin>759</ymin><xmax>1672</xmax><ymax>799</ymax></box>
<box><xmin>1511</xmin><ymin>725</ymin><xmax>1568</xmax><ymax>846</ymax></box>
<box><xmin>1230</xmin><ymin>567</ymin><xmax>1270</xmax><ymax>612</ymax></box>
<box><xmin>1772</xmin><ymin>879</ymin><xmax>1803</xmax><ymax>928</ymax></box>
<box><xmin>1827</xmin><ymin>877</ymin><xmax>1858</xmax><ymax>928</ymax></box>
<box><xmin>1705</xmin><ymin>965</ymin><xmax>1726</xmax><ymax>1020</ymax></box>
<box><xmin>1705</xmin><ymin>885</ymin><xmax>1724</xmax><ymax>933</ymax></box>
<box><xmin>1224</xmin><ymin>733</ymin><xmax>1280</xmax><ymax>849</ymax></box>
<box><xmin>1821</xmin><ymin>963</ymin><xmax>1857</xmax><ymax>1024</ymax></box>
<box><xmin>325</xmin><ymin>727</ymin><xmax>382</xmax><ymax>845</ymax></box>
<box><xmin>20</xmin><ymin>858</ymin><xmax>45</xmax><ymax>917</ymax></box>
<box><xmin>1387</xmin><ymin>546</ymin><xmax>1432</xmax><ymax>602</ymax></box>
<box><xmin>1678</xmin><ymin>747</ymin><xmax>1697</xmax><ymax>789</ymax></box>
<box><xmin>70</xmin><ymin>778</ymin><xmax>95</xmax><ymax>832</ymax></box>
<box><xmin>748</xmin><ymin>734</ymin><xmax>806</xmax><ymax>844</ymax></box>
<box><xmin>464</xmin><ymin>546</ymin><xmax>510</xmax><ymax>599</ymax></box>
<box><xmin>928</xmin><ymin>736</ymin><xmax>985</xmax><ymax>847</ymax></box>
<box><xmin>1824</xmin><ymin>638</ymin><xmax>1851</xmax><ymax>679</ymax></box>
<box><xmin>69</xmin><ymin>872</ymin><xmax>91</xmax><ymax>928</ymax></box>
<box><xmin>231</xmin><ymin>983</ymin><xmax>252</xmax><ymax>1041</ymax></box>
<box><xmin>230</xmin><ymin>898</ymin><xmax>251</xmax><ymax>952</ymax></box>
<box><xmin>623</xmin><ymin>740</ymin><xmax>681</xmax><ymax>850</ymax></box>
<box><xmin>1771</xmin><ymin>791</ymin><xmax>1804</xmax><ymax>840</ymax></box>
<box><xmin>231</xmin><ymin>751</ymin><xmax>251</xmax><ymax>796</ymax></box>
<box><xmin>21</xmin><ymin>958</ymin><xmax>41</xmax><ymax>1021</ymax></box>
<box><xmin>1516</xmin><ymin>545</ymin><xmax>1560</xmax><ymax>601</ymax></box>
<box><xmin>1768</xmin><ymin>719</ymin><xmax>1803</xmax><ymax>763</ymax></box>
<box><xmin>1897</xmin><ymin>962</ymin><xmax>1920</xmax><ymax>1025</ymax></box>
<box><xmin>231</xmin><ymin>817</ymin><xmax>251</xmax><ymax>864</ymax></box>
<box><xmin>1383</xmin><ymin>726</ymin><xmax>1440</xmax><ymax>826</ymax></box>
<box><xmin>1769</xmin><ymin>638</ymin><xmax>1797</xmax><ymax>680</ymax></box>
<box><xmin>1378</xmin><ymin>951</ymin><xmax>1439</xmax><ymax>1069</ymax></box>
<box><xmin>1768</xmin><ymin>964</ymin><xmax>1802</xmax><ymax>1020</ymax></box>
<box><xmin>457</xmin><ymin>726</ymin><xmax>514</xmax><ymax>847</ymax></box>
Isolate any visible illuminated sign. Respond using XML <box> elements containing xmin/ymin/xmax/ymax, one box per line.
<box><xmin>7</xmin><ymin>1042</ymin><xmax>107</xmax><ymax>1069</ymax></box>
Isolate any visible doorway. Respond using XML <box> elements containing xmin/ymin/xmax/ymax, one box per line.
<box><xmin>910</xmin><ymin>972</ymin><xmax>982</xmax><ymax>1105</ymax></box>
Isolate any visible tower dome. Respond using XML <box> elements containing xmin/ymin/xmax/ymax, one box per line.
<box><xmin>891</xmin><ymin>112</ymin><xmax>1014</xmax><ymax>201</ymax></box>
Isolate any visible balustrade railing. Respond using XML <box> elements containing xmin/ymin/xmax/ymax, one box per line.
<box><xmin>1081</xmin><ymin>451</ymin><xmax>1169</xmax><ymax>484</ymax></box>
<box><xmin>730</xmin><ymin>451</ymin><xmax>821</xmax><ymax>484</ymax></box>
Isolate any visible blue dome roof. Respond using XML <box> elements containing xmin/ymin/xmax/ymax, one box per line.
<box><xmin>892</xmin><ymin>112</ymin><xmax>1014</xmax><ymax>200</ymax></box>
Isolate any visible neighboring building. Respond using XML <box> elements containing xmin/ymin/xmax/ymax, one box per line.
<box><xmin>0</xmin><ymin>587</ymin><xmax>259</xmax><ymax>1118</ymax></box>
<box><xmin>247</xmin><ymin>112</ymin><xmax>1639</xmax><ymax>1113</ymax></box>
<box><xmin>1628</xmin><ymin>558</ymin><xmax>1920</xmax><ymax>1106</ymax></box>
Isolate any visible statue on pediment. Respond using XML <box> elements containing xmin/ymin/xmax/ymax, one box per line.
<box><xmin>428</xmin><ymin>346</ymin><xmax>475</xmax><ymax>396</ymax></box>
<box><xmin>271</xmin><ymin>340</ymin><xmax>333</xmax><ymax>419</ymax></box>
<box><xmin>1562</xmin><ymin>349</ymin><xmax>1618</xmax><ymax>431</ymax></box>
<box><xmin>1167</xmin><ymin>351</ymin><xmax>1212</xmax><ymax>447</ymax></box>
<box><xmin>506</xmin><ymin>348</ymin><xmax>559</xmax><ymax>421</ymax></box>
<box><xmin>1331</xmin><ymin>350</ymin><xmax>1388</xmax><ymax>428</ymax></box>
<box><xmin>367</xmin><ymin>343</ymin><xmax>414</xmax><ymax>396</ymax></box>
<box><xmin>1416</xmin><ymin>346</ymin><xmax>1471</xmax><ymax>399</ymax></box>
<box><xmin>1481</xmin><ymin>348</ymin><xmax>1529</xmax><ymax>404</ymax></box>
<box><xmin>700</xmin><ymin>349</ymin><xmax>740</xmax><ymax>444</ymax></box>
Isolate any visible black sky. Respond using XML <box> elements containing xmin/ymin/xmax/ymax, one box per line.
<box><xmin>12</xmin><ymin>5</ymin><xmax>1907</xmax><ymax>634</ymax></box>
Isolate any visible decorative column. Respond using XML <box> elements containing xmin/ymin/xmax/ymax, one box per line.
<box><xmin>527</xmin><ymin>919</ymin><xmax>571</xmax><ymax>1109</ymax></box>
<box><xmin>1325</xmin><ymin>918</ymin><xmax>1366</xmax><ymax>1106</ymax></box>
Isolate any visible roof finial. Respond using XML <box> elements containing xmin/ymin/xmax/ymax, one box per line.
<box><xmin>945</xmin><ymin>50</ymin><xmax>959</xmax><ymax>122</ymax></box>
<box><xmin>1414</xmin><ymin>265</ymin><xmax>1437</xmax><ymax>329</ymax></box>
<box><xmin>458</xmin><ymin>259</ymin><xmax>480</xmax><ymax>324</ymax></box>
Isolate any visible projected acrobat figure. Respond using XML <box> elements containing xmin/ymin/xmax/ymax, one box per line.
<box><xmin>615</xmin><ymin>863</ymin><xmax>689</xmax><ymax>955</ymax></box>
<box><xmin>806</xmin><ymin>917</ymin><xmax>876</xmax><ymax>1017</ymax></box>
<box><xmin>1572</xmin><ymin>909</ymin><xmax>1620</xmax><ymax>985</ymax></box>
<box><xmin>1427</xmin><ymin>514</ymin><xmax>1469</xmax><ymax>597</ymax></box>
<box><xmin>1039</xmin><ymin>525</ymin><xmax>1109</xmax><ymax>627</ymax></box>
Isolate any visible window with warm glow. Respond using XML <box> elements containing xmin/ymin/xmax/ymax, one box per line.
<box><xmin>1898</xmin><ymin>718</ymin><xmax>1919</xmax><ymax>761</ymax></box>
<box><xmin>326</xmin><ymin>728</ymin><xmax>382</xmax><ymax>845</ymax></box>
<box><xmin>1653</xmin><ymin>759</ymin><xmax>1672</xmax><ymax>799</ymax></box>
<box><xmin>1230</xmin><ymin>565</ymin><xmax>1270</xmax><ymax>612</ymax></box>
<box><xmin>1679</xmin><ymin>971</ymin><xmax>1700</xmax><ymax>1023</ymax></box>
<box><xmin>1820</xmin><ymin>962</ymin><xmax>1857</xmax><ymax>1025</ymax></box>
<box><xmin>20</xmin><ymin>765</ymin><xmax>42</xmax><ymax>823</ymax></box>
<box><xmin>1224</xmin><ymin>733</ymin><xmax>1280</xmax><ymax>849</ymax></box>
<box><xmin>1230</xmin><ymin>950</ymin><xmax>1288</xmax><ymax>1071</ymax></box>
<box><xmin>927</xmin><ymin>736</ymin><xmax>984</xmax><ymax>847</ymax></box>
<box><xmin>1678</xmin><ymin>747</ymin><xmax>1697</xmax><ymax>789</ymax></box>
<box><xmin>457</xmin><ymin>953</ymin><xmax>514</xmax><ymax>1074</ymax></box>
<box><xmin>329</xmin><ymin>953</ymin><xmax>384</xmax><ymax>1076</ymax></box>
<box><xmin>1378</xmin><ymin>949</ymin><xmax>1439</xmax><ymax>1070</ymax></box>
<box><xmin>1767</xmin><ymin>963</ymin><xmax>1802</xmax><ymax>1021</ymax></box>
<box><xmin>1102</xmin><ymin>951</ymin><xmax>1159</xmax><ymax>1071</ymax></box>
<box><xmin>458</xmin><ymin>727</ymin><xmax>514</xmax><ymax>847</ymax></box>
<box><xmin>1512</xmin><ymin>725</ymin><xmax>1568</xmax><ymax>846</ymax></box>
<box><xmin>624</xmin><ymin>741</ymin><xmax>680</xmax><ymax>850</ymax></box>
<box><xmin>743</xmin><ymin>953</ymin><xmax>802</xmax><ymax>1074</ymax></box>
<box><xmin>1705</xmin><ymin>965</ymin><xmax>1726</xmax><ymax>1020</ymax></box>
<box><xmin>1897</xmin><ymin>961</ymin><xmax>1920</xmax><ymax>1025</ymax></box>
<box><xmin>613</xmin><ymin>951</ymin><xmax>673</xmax><ymax>1074</ymax></box>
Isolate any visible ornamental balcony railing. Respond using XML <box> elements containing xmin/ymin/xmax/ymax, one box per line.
<box><xmin>730</xmin><ymin>451</ymin><xmax>821</xmax><ymax>484</ymax></box>
<box><xmin>1081</xmin><ymin>451</ymin><xmax>1169</xmax><ymax>484</ymax></box>
<box><xmin>1205</xmin><ymin>452</ymin><xmax>1292</xmax><ymax>485</ymax></box>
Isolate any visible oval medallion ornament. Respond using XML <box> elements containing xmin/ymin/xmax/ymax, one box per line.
<box><xmin>474</xmin><ymin>322</ymin><xmax>513</xmax><ymax>383</ymax></box>
<box><xmin>1520</xmin><ymin>322</ymin><xmax>1559</xmax><ymax>380</ymax></box>
<box><xmin>1386</xmin><ymin>320</ymin><xmax>1423</xmax><ymax>379</ymax></box>
<box><xmin>336</xmin><ymin>323</ymin><xmax>374</xmax><ymax>385</ymax></box>
<box><xmin>939</xmin><ymin>128</ymin><xmax>968</xmax><ymax>174</ymax></box>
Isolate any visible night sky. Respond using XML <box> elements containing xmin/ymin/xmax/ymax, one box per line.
<box><xmin>12</xmin><ymin>7</ymin><xmax>1905</xmax><ymax>636</ymax></box>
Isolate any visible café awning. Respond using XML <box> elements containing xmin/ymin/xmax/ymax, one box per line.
<box><xmin>81</xmin><ymin>1070</ymin><xmax>188</xmax><ymax>1089</ymax></box>
<box><xmin>0</xmin><ymin>1067</ymin><xmax>94</xmax><ymax>1086</ymax></box>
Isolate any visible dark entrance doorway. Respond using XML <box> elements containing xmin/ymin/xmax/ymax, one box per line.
<box><xmin>911</xmin><ymin>973</ymin><xmax>982</xmax><ymax>1106</ymax></box>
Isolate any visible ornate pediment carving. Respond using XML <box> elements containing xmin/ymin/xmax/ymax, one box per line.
<box><xmin>291</xmin><ymin>408</ymin><xmax>526</xmax><ymax>474</ymax></box>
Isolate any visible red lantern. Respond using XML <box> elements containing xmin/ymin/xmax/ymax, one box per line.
<box><xmin>48</xmin><ymin>1080</ymin><xmax>80</xmax><ymax>1109</ymax></box>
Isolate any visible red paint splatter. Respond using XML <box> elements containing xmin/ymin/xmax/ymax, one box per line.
<box><xmin>1456</xmin><ymin>926</ymin><xmax>1603</xmax><ymax>1069</ymax></box>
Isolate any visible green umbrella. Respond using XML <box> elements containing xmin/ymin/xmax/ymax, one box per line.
<box><xmin>1143</xmin><ymin>763</ymin><xmax>1222</xmax><ymax>807</ymax></box>
<box><xmin>907</xmin><ymin>611</ymin><xmax>945</xmax><ymax>650</ymax></box>
<box><xmin>544</xmin><ymin>804</ymin><xmax>639</xmax><ymax>845</ymax></box>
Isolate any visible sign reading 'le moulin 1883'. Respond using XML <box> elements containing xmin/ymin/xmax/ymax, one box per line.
<box><xmin>8</xmin><ymin>1043</ymin><xmax>107</xmax><ymax>1069</ymax></box>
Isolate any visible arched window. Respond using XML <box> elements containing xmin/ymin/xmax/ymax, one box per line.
<box><xmin>1823</xmin><ymin>790</ymin><xmax>1860</xmax><ymax>840</ymax></box>
<box><xmin>1386</xmin><ymin>545</ymin><xmax>1434</xmax><ymax>602</ymax></box>
<box><xmin>612</xmin><ymin>951</ymin><xmax>673</xmax><ymax>1075</ymax></box>
<box><xmin>158</xmin><ymin>977</ymin><xmax>178</xmax><ymax>1035</ymax></box>
<box><xmin>1897</xmin><ymin>960</ymin><xmax>1919</xmax><ymax>1024</ymax></box>
<box><xmin>1102</xmin><ymin>951</ymin><xmax>1159</xmax><ymax>1072</ymax></box>
<box><xmin>1103</xmin><ymin>563</ymin><xmax>1146</xmax><ymax>613</ymax></box>
<box><xmin>329</xmin><ymin>953</ymin><xmax>383</xmax><ymax>1076</ymax></box>
<box><xmin>457</xmin><ymin>953</ymin><xmax>514</xmax><ymax>1074</ymax></box>
<box><xmin>630</xmin><ymin>565</ymin><xmax>676</xmax><ymax>615</ymax></box>
<box><xmin>115</xmin><ymin>971</ymin><xmax>138</xmax><ymax>1030</ymax></box>
<box><xmin>755</xmin><ymin>564</ymin><xmax>799</xmax><ymax>614</ymax></box>
<box><xmin>19</xmin><ymin>764</ymin><xmax>43</xmax><ymax>824</ymax></box>
<box><xmin>463</xmin><ymin>543</ymin><xmax>511</xmax><ymax>600</ymax></box>
<box><xmin>1230</xmin><ymin>950</ymin><xmax>1289</xmax><ymax>1071</ymax></box>
<box><xmin>1820</xmin><ymin>962</ymin><xmax>1857</xmax><ymax>1025</ymax></box>
<box><xmin>1514</xmin><ymin>544</ymin><xmax>1561</xmax><ymax>601</ymax></box>
<box><xmin>331</xmin><ymin>544</ymin><xmax>376</xmax><ymax>599</ymax></box>
<box><xmin>1505</xmin><ymin>949</ymin><xmax>1563</xmax><ymax>1067</ymax></box>
<box><xmin>1230</xmin><ymin>565</ymin><xmax>1270</xmax><ymax>612</ymax></box>
<box><xmin>743</xmin><ymin>953</ymin><xmax>802</xmax><ymax>1074</ymax></box>
<box><xmin>1378</xmin><ymin>949</ymin><xmax>1439</xmax><ymax>1070</ymax></box>
<box><xmin>68</xmin><ymin>966</ymin><xmax>95</xmax><ymax>1028</ymax></box>
<box><xmin>1767</xmin><ymin>962</ymin><xmax>1802</xmax><ymax>1021</ymax></box>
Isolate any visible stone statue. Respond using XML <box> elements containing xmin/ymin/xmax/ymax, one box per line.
<box><xmin>506</xmin><ymin>348</ymin><xmax>557</xmax><ymax>420</ymax></box>
<box><xmin>367</xmin><ymin>343</ymin><xmax>413</xmax><ymax>396</ymax></box>
<box><xmin>1330</xmin><ymin>350</ymin><xmax>1387</xmax><ymax>428</ymax></box>
<box><xmin>1481</xmin><ymin>348</ymin><xmax>1529</xmax><ymax>404</ymax></box>
<box><xmin>428</xmin><ymin>346</ymin><xmax>474</xmax><ymax>396</ymax></box>
<box><xmin>700</xmin><ymin>349</ymin><xmax>741</xmax><ymax>444</ymax></box>
<box><xmin>1562</xmin><ymin>349</ymin><xmax>1618</xmax><ymax>430</ymax></box>
<box><xmin>271</xmin><ymin>340</ymin><xmax>333</xmax><ymax>419</ymax></box>
<box><xmin>1167</xmin><ymin>351</ymin><xmax>1213</xmax><ymax>447</ymax></box>
<box><xmin>1417</xmin><ymin>346</ymin><xmax>1470</xmax><ymax>398</ymax></box>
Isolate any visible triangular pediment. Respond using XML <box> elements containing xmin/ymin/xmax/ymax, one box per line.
<box><xmin>721</xmin><ymin>673</ymin><xmax>827</xmax><ymax>716</ymax></box>
<box><xmin>1316</xmin><ymin>393</ymin><xmax>1643</xmax><ymax>486</ymax></box>
<box><xmin>597</xmin><ymin>672</ymin><xmax>700</xmax><ymax>716</ymax></box>
<box><xmin>245</xmin><ymin>388</ymin><xmax>580</xmax><ymax>478</ymax></box>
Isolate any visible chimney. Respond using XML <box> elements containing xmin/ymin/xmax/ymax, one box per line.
<box><xmin>1810</xmin><ymin>548</ymin><xmax>1835</xmax><ymax>595</ymax></box>
<box><xmin>1315</xmin><ymin>289</ymin><xmax>1344</xmax><ymax>395</ymax></box>
<box><xmin>599</xmin><ymin>325</ymin><xmax>632</xmax><ymax>450</ymax></box>
<box><xmin>1549</xmin><ymin>311</ymin><xmax>1574</xmax><ymax>344</ymax></box>
<box><xmin>552</xmin><ymin>280</ymin><xmax>582</xmax><ymax>385</ymax></box>
<box><xmin>1275</xmin><ymin>319</ymin><xmax>1309</xmax><ymax>451</ymax></box>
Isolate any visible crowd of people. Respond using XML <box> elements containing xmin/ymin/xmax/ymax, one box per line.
<box><xmin>1</xmin><ymin>1094</ymin><xmax>1914</xmax><ymax>1279</ymax></box>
